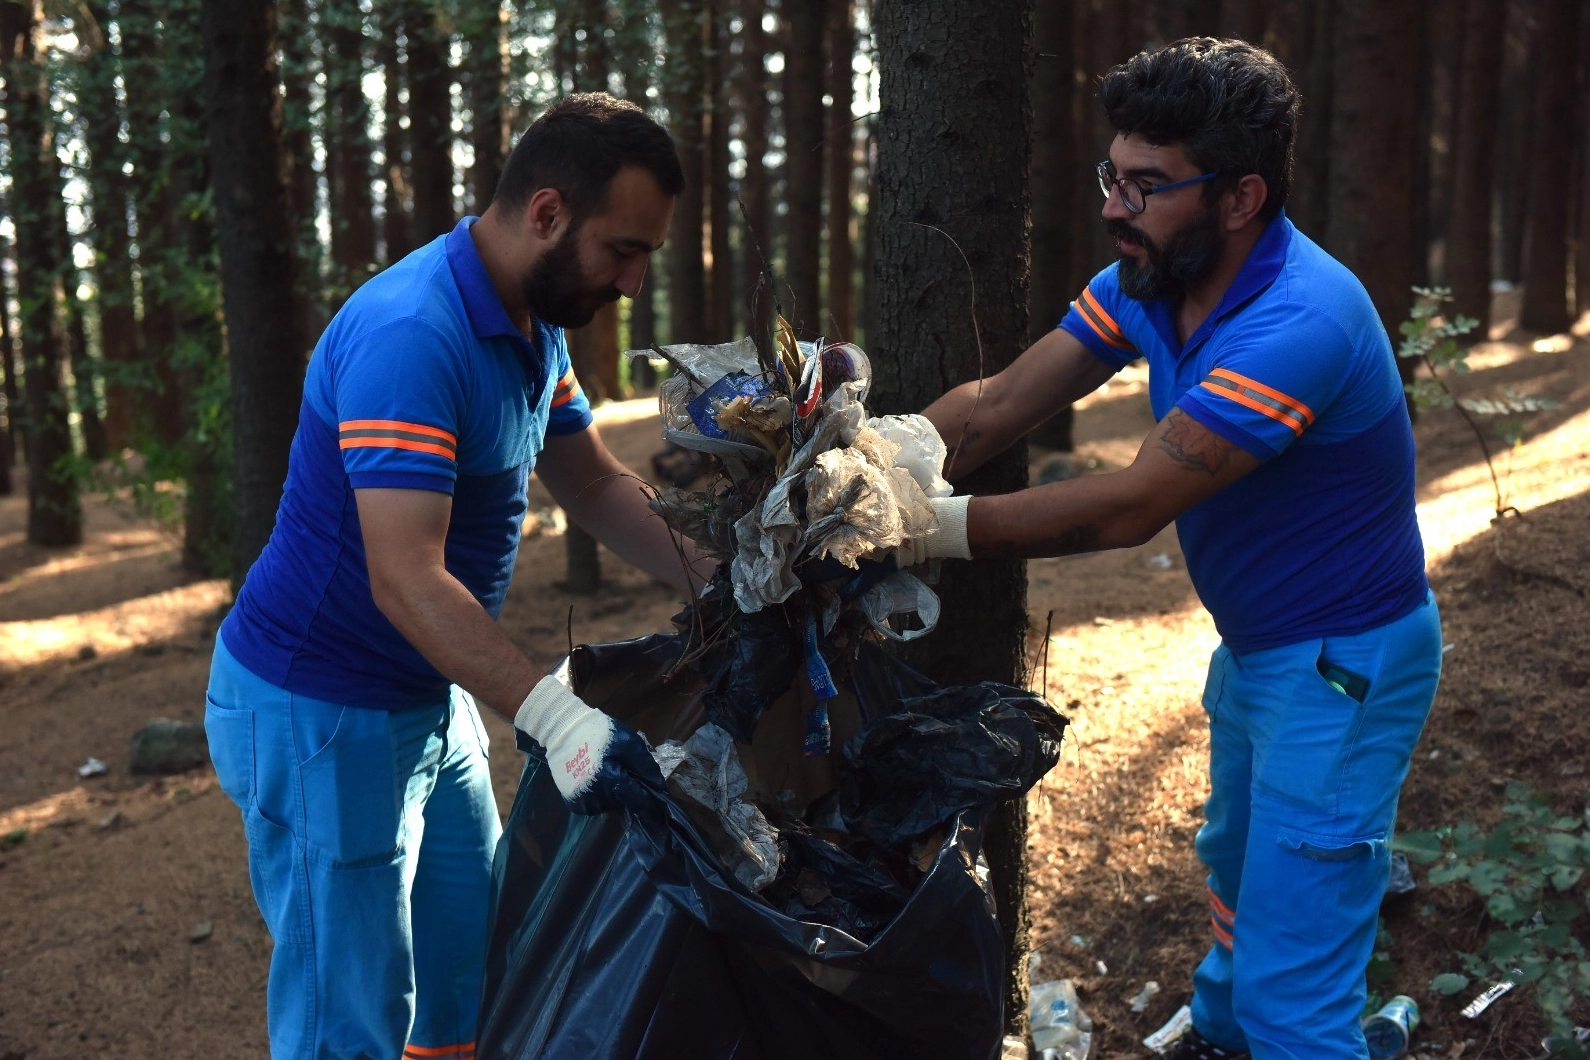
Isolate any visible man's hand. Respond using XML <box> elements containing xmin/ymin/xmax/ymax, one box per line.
<box><xmin>514</xmin><ymin>674</ymin><xmax>660</xmax><ymax>813</ymax></box>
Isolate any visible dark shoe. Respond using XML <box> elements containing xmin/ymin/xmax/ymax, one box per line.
<box><xmin>1160</xmin><ymin>1026</ymin><xmax>1249</xmax><ymax>1060</ymax></box>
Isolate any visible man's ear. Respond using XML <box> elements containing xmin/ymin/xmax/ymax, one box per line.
<box><xmin>1225</xmin><ymin>174</ymin><xmax>1269</xmax><ymax>231</ymax></box>
<box><xmin>524</xmin><ymin>187</ymin><xmax>566</xmax><ymax>242</ymax></box>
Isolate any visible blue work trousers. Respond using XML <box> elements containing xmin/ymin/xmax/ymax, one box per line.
<box><xmin>205</xmin><ymin>636</ymin><xmax>501</xmax><ymax>1060</ymax></box>
<box><xmin>1190</xmin><ymin>592</ymin><xmax>1442</xmax><ymax>1059</ymax></box>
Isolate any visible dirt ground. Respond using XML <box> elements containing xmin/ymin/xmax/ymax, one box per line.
<box><xmin>2</xmin><ymin>302</ymin><xmax>1587</xmax><ymax>1059</ymax></box>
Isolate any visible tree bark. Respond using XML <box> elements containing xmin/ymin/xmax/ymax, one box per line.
<box><xmin>825</xmin><ymin>0</ymin><xmax>856</xmax><ymax>339</ymax></box>
<box><xmin>1578</xmin><ymin>10</ymin><xmax>1590</xmax><ymax>320</ymax></box>
<box><xmin>325</xmin><ymin>0</ymin><xmax>377</xmax><ymax>305</ymax></box>
<box><xmin>664</xmin><ymin>0</ymin><xmax>707</xmax><ymax>343</ymax></box>
<box><xmin>278</xmin><ymin>0</ymin><xmax>322</xmax><ymax>348</ymax></box>
<box><xmin>2</xmin><ymin>0</ymin><xmax>83</xmax><ymax>545</ymax></box>
<box><xmin>379</xmin><ymin>1</ymin><xmax>414</xmax><ymax>262</ymax></box>
<box><xmin>735</xmin><ymin>0</ymin><xmax>773</xmax><ymax>344</ymax></box>
<box><xmin>1494</xmin><ymin>0</ymin><xmax>1534</xmax><ymax>286</ymax></box>
<box><xmin>1447</xmin><ymin>0</ymin><xmax>1506</xmax><ymax>332</ymax></box>
<box><xmin>1325</xmin><ymin>0</ymin><xmax>1419</xmax><ymax>391</ymax></box>
<box><xmin>79</xmin><ymin>2</ymin><xmax>141</xmax><ymax>452</ymax></box>
<box><xmin>1264</xmin><ymin>0</ymin><xmax>1330</xmax><ymax>239</ymax></box>
<box><xmin>1412</xmin><ymin>3</ymin><xmax>1459</xmax><ymax>288</ymax></box>
<box><xmin>782</xmin><ymin>0</ymin><xmax>826</xmax><ymax>338</ymax></box>
<box><xmin>0</xmin><ymin>228</ymin><xmax>15</xmax><ymax>492</ymax></box>
<box><xmin>1517</xmin><ymin>0</ymin><xmax>1580</xmax><ymax>334</ymax></box>
<box><xmin>617</xmin><ymin>2</ymin><xmax>658</xmax><ymax>383</ymax></box>
<box><xmin>201</xmin><ymin>0</ymin><xmax>307</xmax><ymax>585</ymax></box>
<box><xmin>872</xmin><ymin>0</ymin><xmax>1033</xmax><ymax>1039</ymax></box>
<box><xmin>463</xmin><ymin>2</ymin><xmax>507</xmax><ymax>215</ymax></box>
<box><xmin>406</xmin><ymin>0</ymin><xmax>455</xmax><ymax>245</ymax></box>
<box><xmin>1029</xmin><ymin>0</ymin><xmax>1077</xmax><ymax>451</ymax></box>
<box><xmin>706</xmin><ymin>0</ymin><xmax>735</xmax><ymax>341</ymax></box>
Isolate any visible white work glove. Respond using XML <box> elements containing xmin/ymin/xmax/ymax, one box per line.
<box><xmin>516</xmin><ymin>673</ymin><xmax>649</xmax><ymax>811</ymax></box>
<box><xmin>895</xmin><ymin>495</ymin><xmax>973</xmax><ymax>568</ymax></box>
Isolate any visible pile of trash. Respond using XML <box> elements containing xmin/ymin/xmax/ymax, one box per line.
<box><xmin>625</xmin><ymin>321</ymin><xmax>1066</xmax><ymax>936</ymax></box>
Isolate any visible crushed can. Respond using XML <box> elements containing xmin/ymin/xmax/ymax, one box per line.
<box><xmin>1362</xmin><ymin>995</ymin><xmax>1420</xmax><ymax>1060</ymax></box>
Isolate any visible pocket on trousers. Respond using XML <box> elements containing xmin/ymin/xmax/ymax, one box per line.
<box><xmin>1200</xmin><ymin>646</ymin><xmax>1230</xmax><ymax>718</ymax></box>
<box><xmin>204</xmin><ymin>694</ymin><xmax>254</xmax><ymax>808</ymax></box>
<box><xmin>1276</xmin><ymin>825</ymin><xmax>1386</xmax><ymax>863</ymax></box>
<box><xmin>297</xmin><ymin>709</ymin><xmax>405</xmax><ymax>868</ymax></box>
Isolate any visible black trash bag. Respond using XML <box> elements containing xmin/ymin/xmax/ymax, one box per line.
<box><xmin>477</xmin><ymin>633</ymin><xmax>1050</xmax><ymax>1060</ymax></box>
<box><xmin>761</xmin><ymin>825</ymin><xmax>910</xmax><ymax>940</ymax></box>
<box><xmin>698</xmin><ymin>604</ymin><xmax>802</xmax><ymax>742</ymax></box>
<box><xmin>838</xmin><ymin>682</ymin><xmax>1066</xmax><ymax>849</ymax></box>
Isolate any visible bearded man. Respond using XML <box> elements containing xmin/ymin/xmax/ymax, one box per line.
<box><xmin>206</xmin><ymin>94</ymin><xmax>708</xmax><ymax>1060</ymax></box>
<box><xmin>905</xmin><ymin>39</ymin><xmax>1442</xmax><ymax>1060</ymax></box>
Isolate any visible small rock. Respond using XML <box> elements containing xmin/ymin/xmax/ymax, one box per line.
<box><xmin>77</xmin><ymin>644</ymin><xmax>98</xmax><ymax>661</ymax></box>
<box><xmin>97</xmin><ymin>810</ymin><xmax>128</xmax><ymax>831</ymax></box>
<box><xmin>188</xmin><ymin>920</ymin><xmax>213</xmax><ymax>944</ymax></box>
<box><xmin>1095</xmin><ymin>959</ymin><xmax>1108</xmax><ymax>975</ymax></box>
<box><xmin>77</xmin><ymin>757</ymin><xmax>109</xmax><ymax>779</ymax></box>
<box><xmin>129</xmin><ymin>719</ymin><xmax>210</xmax><ymax>775</ymax></box>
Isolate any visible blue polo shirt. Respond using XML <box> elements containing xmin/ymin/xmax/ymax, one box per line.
<box><xmin>221</xmin><ymin>218</ymin><xmax>593</xmax><ymax>708</ymax></box>
<box><xmin>1060</xmin><ymin>212</ymin><xmax>1428</xmax><ymax>655</ymax></box>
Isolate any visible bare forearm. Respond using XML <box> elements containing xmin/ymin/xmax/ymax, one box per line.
<box><xmin>563</xmin><ymin>466</ymin><xmax>712</xmax><ymax>594</ymax></box>
<box><xmin>924</xmin><ymin>379</ymin><xmax>1009</xmax><ymax>482</ymax></box>
<box><xmin>373</xmin><ymin>571</ymin><xmax>544</xmax><ymax>719</ymax></box>
<box><xmin>965</xmin><ymin>473</ymin><xmax>1161</xmax><ymax>560</ymax></box>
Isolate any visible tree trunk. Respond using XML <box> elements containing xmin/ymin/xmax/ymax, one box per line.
<box><xmin>3</xmin><ymin>0</ymin><xmax>84</xmax><ymax>545</ymax></box>
<box><xmin>1265</xmin><ymin>0</ymin><xmax>1330</xmax><ymax>239</ymax></box>
<box><xmin>463</xmin><ymin>2</ymin><xmax>507</xmax><ymax>215</ymax></box>
<box><xmin>736</xmin><ymin>0</ymin><xmax>773</xmax><ymax>343</ymax></box>
<box><xmin>279</xmin><ymin>0</ymin><xmax>322</xmax><ymax>349</ymax></box>
<box><xmin>1578</xmin><ymin>10</ymin><xmax>1590</xmax><ymax>320</ymax></box>
<box><xmin>617</xmin><ymin>6</ymin><xmax>658</xmax><ymax>382</ymax></box>
<box><xmin>201</xmin><ymin>0</ymin><xmax>307</xmax><ymax>585</ymax></box>
<box><xmin>326</xmin><ymin>0</ymin><xmax>377</xmax><ymax>306</ymax></box>
<box><xmin>825</xmin><ymin>0</ymin><xmax>856</xmax><ymax>340</ymax></box>
<box><xmin>1447</xmin><ymin>0</ymin><xmax>1506</xmax><ymax>333</ymax></box>
<box><xmin>706</xmin><ymin>0</ymin><xmax>735</xmax><ymax>342</ymax></box>
<box><xmin>782</xmin><ymin>0</ymin><xmax>826</xmax><ymax>338</ymax></box>
<box><xmin>1325</xmin><ymin>0</ymin><xmax>1419</xmax><ymax>390</ymax></box>
<box><xmin>872</xmin><ymin>0</ymin><xmax>1033</xmax><ymax>1039</ymax></box>
<box><xmin>1029</xmin><ymin>0</ymin><xmax>1076</xmax><ymax>452</ymax></box>
<box><xmin>664</xmin><ymin>0</ymin><xmax>707</xmax><ymax>343</ymax></box>
<box><xmin>1517</xmin><ymin>0</ymin><xmax>1580</xmax><ymax>334</ymax></box>
<box><xmin>1412</xmin><ymin>3</ymin><xmax>1459</xmax><ymax>288</ymax></box>
<box><xmin>1218</xmin><ymin>0</ymin><xmax>1265</xmax><ymax>42</ymax></box>
<box><xmin>1494</xmin><ymin>0</ymin><xmax>1534</xmax><ymax>286</ymax></box>
<box><xmin>0</xmin><ymin>230</ymin><xmax>15</xmax><ymax>493</ymax></box>
<box><xmin>62</xmin><ymin>275</ymin><xmax>109</xmax><ymax>462</ymax></box>
<box><xmin>406</xmin><ymin>0</ymin><xmax>455</xmax><ymax>245</ymax></box>
<box><xmin>379</xmin><ymin>2</ymin><xmax>414</xmax><ymax>262</ymax></box>
<box><xmin>79</xmin><ymin>2</ymin><xmax>141</xmax><ymax>452</ymax></box>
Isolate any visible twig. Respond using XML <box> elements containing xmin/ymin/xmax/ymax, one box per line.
<box><xmin>565</xmin><ymin>604</ymin><xmax>575</xmax><ymax>658</ymax></box>
<box><xmin>1419</xmin><ymin>352</ymin><xmax>1509</xmax><ymax>518</ymax></box>
<box><xmin>906</xmin><ymin>221</ymin><xmax>984</xmax><ymax>480</ymax></box>
<box><xmin>650</xmin><ymin>343</ymin><xmax>707</xmax><ymax>388</ymax></box>
<box><xmin>1492</xmin><ymin>532</ymin><xmax>1584</xmax><ymax>598</ymax></box>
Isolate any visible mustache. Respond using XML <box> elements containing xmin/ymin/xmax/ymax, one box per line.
<box><xmin>1105</xmin><ymin>218</ymin><xmax>1152</xmax><ymax>248</ymax></box>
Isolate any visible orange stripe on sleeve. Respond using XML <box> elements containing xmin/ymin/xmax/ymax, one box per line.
<box><xmin>339</xmin><ymin>419</ymin><xmax>458</xmax><ymax>446</ymax></box>
<box><xmin>1199</xmin><ymin>381</ymin><xmax>1308</xmax><ymax>437</ymax></box>
<box><xmin>339</xmin><ymin>437</ymin><xmax>458</xmax><ymax>460</ymax></box>
<box><xmin>1077</xmin><ymin>286</ymin><xmax>1131</xmax><ymax>347</ymax></box>
<box><xmin>1207</xmin><ymin>368</ymin><xmax>1315</xmax><ymax>426</ymax></box>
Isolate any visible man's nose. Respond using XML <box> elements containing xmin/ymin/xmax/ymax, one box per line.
<box><xmin>1101</xmin><ymin>186</ymin><xmax>1131</xmax><ymax>221</ymax></box>
<box><xmin>616</xmin><ymin>257</ymin><xmax>648</xmax><ymax>300</ymax></box>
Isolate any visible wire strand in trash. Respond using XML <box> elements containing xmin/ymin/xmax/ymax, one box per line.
<box><xmin>572</xmin><ymin>471</ymin><xmax>713</xmax><ymax>622</ymax></box>
<box><xmin>649</xmin><ymin>343</ymin><xmax>709</xmax><ymax>389</ymax></box>
<box><xmin>905</xmin><ymin>221</ymin><xmax>984</xmax><ymax>481</ymax></box>
<box><xmin>738</xmin><ymin>196</ymin><xmax>782</xmax><ymax>377</ymax></box>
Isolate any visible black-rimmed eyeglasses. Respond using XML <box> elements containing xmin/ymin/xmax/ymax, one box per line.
<box><xmin>1096</xmin><ymin>160</ymin><xmax>1217</xmax><ymax>214</ymax></box>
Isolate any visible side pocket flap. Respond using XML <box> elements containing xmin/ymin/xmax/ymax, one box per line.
<box><xmin>1276</xmin><ymin>825</ymin><xmax>1386</xmax><ymax>863</ymax></box>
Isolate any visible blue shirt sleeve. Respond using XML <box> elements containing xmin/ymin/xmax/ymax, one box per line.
<box><xmin>544</xmin><ymin>328</ymin><xmax>594</xmax><ymax>436</ymax></box>
<box><xmin>1057</xmin><ymin>265</ymin><xmax>1142</xmax><ymax>371</ymax></box>
<box><xmin>1176</xmin><ymin>304</ymin><xmax>1355</xmax><ymax>461</ymax></box>
<box><xmin>330</xmin><ymin>316</ymin><xmax>469</xmax><ymax>493</ymax></box>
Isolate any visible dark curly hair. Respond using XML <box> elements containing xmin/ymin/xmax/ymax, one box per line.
<box><xmin>1099</xmin><ymin>38</ymin><xmax>1299</xmax><ymax>222</ymax></box>
<box><xmin>494</xmin><ymin>93</ymin><xmax>685</xmax><ymax>220</ymax></box>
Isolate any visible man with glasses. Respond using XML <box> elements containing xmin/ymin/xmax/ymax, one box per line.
<box><xmin>903</xmin><ymin>38</ymin><xmax>1441</xmax><ymax>1060</ymax></box>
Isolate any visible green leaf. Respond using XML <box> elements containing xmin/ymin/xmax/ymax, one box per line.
<box><xmin>1394</xmin><ymin>831</ymin><xmax>1446</xmax><ymax>864</ymax></box>
<box><xmin>1428</xmin><ymin>861</ymin><xmax>1471</xmax><ymax>885</ymax></box>
<box><xmin>1486</xmin><ymin>931</ymin><xmax>1533</xmax><ymax>963</ymax></box>
<box><xmin>1430</xmin><ymin>972</ymin><xmax>1470</xmax><ymax>995</ymax></box>
<box><xmin>1549</xmin><ymin>865</ymin><xmax>1584</xmax><ymax>892</ymax></box>
<box><xmin>1469</xmin><ymin>860</ymin><xmax>1511</xmax><ymax>895</ymax></box>
<box><xmin>1487</xmin><ymin>893</ymin><xmax>1527</xmax><ymax>925</ymax></box>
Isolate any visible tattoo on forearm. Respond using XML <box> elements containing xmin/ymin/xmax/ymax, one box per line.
<box><xmin>977</xmin><ymin>522</ymin><xmax>1102</xmax><ymax>560</ymax></box>
<box><xmin>1157</xmin><ymin>408</ymin><xmax>1235</xmax><ymax>477</ymax></box>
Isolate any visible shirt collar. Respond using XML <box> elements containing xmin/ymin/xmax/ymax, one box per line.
<box><xmin>1140</xmin><ymin>210</ymin><xmax>1294</xmax><ymax>357</ymax></box>
<box><xmin>445</xmin><ymin>216</ymin><xmax>531</xmax><ymax>343</ymax></box>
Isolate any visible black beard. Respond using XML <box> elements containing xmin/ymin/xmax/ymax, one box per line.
<box><xmin>1108</xmin><ymin>204</ymin><xmax>1224</xmax><ymax>302</ymax></box>
<box><xmin>520</xmin><ymin>222</ymin><xmax>621</xmax><ymax>329</ymax></box>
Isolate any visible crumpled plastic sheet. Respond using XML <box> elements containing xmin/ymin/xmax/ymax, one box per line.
<box><xmin>869</xmin><ymin>414</ymin><xmax>954</xmax><ymax>500</ymax></box>
<box><xmin>652</xmin><ymin>723</ymin><xmax>782</xmax><ymax>892</ymax></box>
<box><xmin>804</xmin><ymin>447</ymin><xmax>904</xmax><ymax>567</ymax></box>
<box><xmin>840</xmin><ymin>682</ymin><xmax>1066</xmax><ymax>848</ymax></box>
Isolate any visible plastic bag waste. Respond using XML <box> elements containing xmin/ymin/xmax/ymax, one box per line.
<box><xmin>1029</xmin><ymin>976</ymin><xmax>1093</xmax><ymax>1060</ymax></box>
<box><xmin>653</xmin><ymin>723</ymin><xmax>781</xmax><ymax>891</ymax></box>
<box><xmin>478</xmin><ymin>631</ymin><xmax>1065</xmax><ymax>1060</ymax></box>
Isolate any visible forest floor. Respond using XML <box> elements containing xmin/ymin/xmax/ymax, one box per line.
<box><xmin>1</xmin><ymin>298</ymin><xmax>1587</xmax><ymax>1059</ymax></box>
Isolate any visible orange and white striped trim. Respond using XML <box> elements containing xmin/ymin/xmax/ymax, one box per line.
<box><xmin>1209</xmin><ymin>884</ymin><xmax>1236</xmax><ymax>950</ymax></box>
<box><xmin>550</xmin><ymin>369</ymin><xmax>582</xmax><ymax>409</ymax></box>
<box><xmin>338</xmin><ymin>419</ymin><xmax>458</xmax><ymax>461</ymax></box>
<box><xmin>1198</xmin><ymin>367</ymin><xmax>1315</xmax><ymax>437</ymax></box>
<box><xmin>403</xmin><ymin>1041</ymin><xmax>475</xmax><ymax>1060</ymax></box>
<box><xmin>1073</xmin><ymin>285</ymin><xmax>1136</xmax><ymax>353</ymax></box>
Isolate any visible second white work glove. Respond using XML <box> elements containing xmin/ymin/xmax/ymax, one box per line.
<box><xmin>515</xmin><ymin>673</ymin><xmax>658</xmax><ymax>812</ymax></box>
<box><xmin>895</xmin><ymin>495</ymin><xmax>973</xmax><ymax>568</ymax></box>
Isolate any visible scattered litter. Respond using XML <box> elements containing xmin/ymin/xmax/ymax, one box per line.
<box><xmin>1461</xmin><ymin>979</ymin><xmax>1516</xmax><ymax>1018</ymax></box>
<box><xmin>1068</xmin><ymin>934</ymin><xmax>1091</xmax><ymax>950</ymax></box>
<box><xmin>1128</xmin><ymin>980</ymin><xmax>1161</xmax><ymax>1013</ymax></box>
<box><xmin>1002</xmin><ymin>1035</ymin><xmax>1028</xmax><ymax>1060</ymax></box>
<box><xmin>1095</xmin><ymin>960</ymin><xmax>1108</xmax><ymax>976</ymax></box>
<box><xmin>1429</xmin><ymin>750</ymin><xmax>1441</xmax><ymax>760</ymax></box>
<box><xmin>1441</xmin><ymin>642</ymin><xmax>1455</xmax><ymax>655</ymax></box>
<box><xmin>77</xmin><ymin>757</ymin><xmax>109</xmax><ymax>779</ymax></box>
<box><xmin>1540</xmin><ymin>1027</ymin><xmax>1590</xmax><ymax>1054</ymax></box>
<box><xmin>188</xmin><ymin>921</ymin><xmax>213</xmax><ymax>944</ymax></box>
<box><xmin>1146</xmin><ymin>552</ymin><xmax>1174</xmax><ymax>571</ymax></box>
<box><xmin>1091</xmin><ymin>616</ymin><xmax>1116</xmax><ymax>627</ymax></box>
<box><xmin>1384</xmin><ymin>851</ymin><xmax>1418</xmax><ymax>900</ymax></box>
<box><xmin>1029</xmin><ymin>978</ymin><xmax>1092</xmax><ymax>1060</ymax></box>
<box><xmin>1363</xmin><ymin>995</ymin><xmax>1420</xmax><ymax>1059</ymax></box>
<box><xmin>1142</xmin><ymin>893</ymin><xmax>1158</xmax><ymax>903</ymax></box>
<box><xmin>652</xmin><ymin>724</ymin><xmax>781</xmax><ymax>891</ymax></box>
<box><xmin>1143</xmin><ymin>1004</ymin><xmax>1194</xmax><ymax>1054</ymax></box>
<box><xmin>96</xmin><ymin>810</ymin><xmax>128</xmax><ymax>831</ymax></box>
